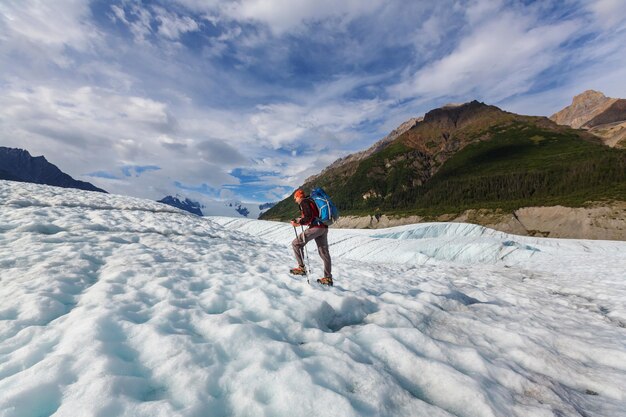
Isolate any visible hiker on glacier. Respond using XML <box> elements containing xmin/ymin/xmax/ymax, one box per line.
<box><xmin>290</xmin><ymin>189</ymin><xmax>333</xmax><ymax>286</ymax></box>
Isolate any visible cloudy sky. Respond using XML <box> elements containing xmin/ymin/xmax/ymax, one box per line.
<box><xmin>1</xmin><ymin>0</ymin><xmax>625</xmax><ymax>203</ymax></box>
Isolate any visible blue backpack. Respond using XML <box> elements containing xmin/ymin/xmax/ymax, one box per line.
<box><xmin>310</xmin><ymin>188</ymin><xmax>339</xmax><ymax>226</ymax></box>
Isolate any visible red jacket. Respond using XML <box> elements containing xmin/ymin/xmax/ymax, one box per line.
<box><xmin>296</xmin><ymin>197</ymin><xmax>326</xmax><ymax>228</ymax></box>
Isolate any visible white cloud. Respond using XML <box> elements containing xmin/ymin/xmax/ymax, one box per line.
<box><xmin>109</xmin><ymin>3</ymin><xmax>200</xmax><ymax>44</ymax></box>
<box><xmin>505</xmin><ymin>0</ymin><xmax>626</xmax><ymax>112</ymax></box>
<box><xmin>588</xmin><ymin>0</ymin><xmax>626</xmax><ymax>28</ymax></box>
<box><xmin>0</xmin><ymin>84</ymin><xmax>243</xmax><ymax>197</ymax></box>
<box><xmin>391</xmin><ymin>10</ymin><xmax>580</xmax><ymax>102</ymax></box>
<box><xmin>0</xmin><ymin>85</ymin><xmax>170</xmax><ymax>153</ymax></box>
<box><xmin>248</xmin><ymin>94</ymin><xmax>387</xmax><ymax>149</ymax></box>
<box><xmin>264</xmin><ymin>186</ymin><xmax>290</xmax><ymax>201</ymax></box>
<box><xmin>172</xmin><ymin>0</ymin><xmax>385</xmax><ymax>35</ymax></box>
<box><xmin>196</xmin><ymin>139</ymin><xmax>247</xmax><ymax>165</ymax></box>
<box><xmin>226</xmin><ymin>0</ymin><xmax>383</xmax><ymax>34</ymax></box>
<box><xmin>109</xmin><ymin>3</ymin><xmax>153</xmax><ymax>44</ymax></box>
<box><xmin>249</xmin><ymin>103</ymin><xmax>309</xmax><ymax>148</ymax></box>
<box><xmin>153</xmin><ymin>6</ymin><xmax>200</xmax><ymax>40</ymax></box>
<box><xmin>0</xmin><ymin>80</ymin><xmax>360</xmax><ymax>200</ymax></box>
<box><xmin>110</xmin><ymin>5</ymin><xmax>128</xmax><ymax>25</ymax></box>
<box><xmin>464</xmin><ymin>0</ymin><xmax>504</xmax><ymax>25</ymax></box>
<box><xmin>0</xmin><ymin>0</ymin><xmax>96</xmax><ymax>51</ymax></box>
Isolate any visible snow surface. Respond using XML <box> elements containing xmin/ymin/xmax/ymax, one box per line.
<box><xmin>1</xmin><ymin>180</ymin><xmax>625</xmax><ymax>417</ymax></box>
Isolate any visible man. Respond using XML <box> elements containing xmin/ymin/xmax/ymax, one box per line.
<box><xmin>290</xmin><ymin>189</ymin><xmax>333</xmax><ymax>286</ymax></box>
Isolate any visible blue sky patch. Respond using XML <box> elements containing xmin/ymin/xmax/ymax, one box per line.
<box><xmin>85</xmin><ymin>170</ymin><xmax>121</xmax><ymax>180</ymax></box>
<box><xmin>121</xmin><ymin>165</ymin><xmax>161</xmax><ymax>178</ymax></box>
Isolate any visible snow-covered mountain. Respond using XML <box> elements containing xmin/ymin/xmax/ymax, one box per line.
<box><xmin>1</xmin><ymin>180</ymin><xmax>625</xmax><ymax>417</ymax></box>
<box><xmin>157</xmin><ymin>195</ymin><xmax>203</xmax><ymax>216</ymax></box>
<box><xmin>158</xmin><ymin>194</ymin><xmax>275</xmax><ymax>219</ymax></box>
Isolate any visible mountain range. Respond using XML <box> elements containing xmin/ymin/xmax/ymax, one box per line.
<box><xmin>4</xmin><ymin>90</ymin><xmax>625</xmax><ymax>234</ymax></box>
<box><xmin>157</xmin><ymin>194</ymin><xmax>276</xmax><ymax>219</ymax></box>
<box><xmin>0</xmin><ymin>147</ymin><xmax>106</xmax><ymax>193</ymax></box>
<box><xmin>261</xmin><ymin>96</ymin><xmax>626</xmax><ymax>237</ymax></box>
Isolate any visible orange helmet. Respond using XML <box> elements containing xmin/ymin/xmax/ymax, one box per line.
<box><xmin>294</xmin><ymin>189</ymin><xmax>305</xmax><ymax>199</ymax></box>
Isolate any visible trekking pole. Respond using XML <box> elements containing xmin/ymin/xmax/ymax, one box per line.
<box><xmin>300</xmin><ymin>225</ymin><xmax>312</xmax><ymax>280</ymax></box>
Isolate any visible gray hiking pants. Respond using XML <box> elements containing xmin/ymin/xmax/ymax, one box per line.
<box><xmin>292</xmin><ymin>226</ymin><xmax>332</xmax><ymax>278</ymax></box>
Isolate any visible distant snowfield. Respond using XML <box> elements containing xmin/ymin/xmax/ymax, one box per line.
<box><xmin>1</xmin><ymin>181</ymin><xmax>625</xmax><ymax>417</ymax></box>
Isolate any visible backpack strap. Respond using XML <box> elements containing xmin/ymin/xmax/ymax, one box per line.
<box><xmin>308</xmin><ymin>198</ymin><xmax>319</xmax><ymax>218</ymax></box>
<box><xmin>298</xmin><ymin>197</ymin><xmax>319</xmax><ymax>226</ymax></box>
<box><xmin>308</xmin><ymin>198</ymin><xmax>323</xmax><ymax>226</ymax></box>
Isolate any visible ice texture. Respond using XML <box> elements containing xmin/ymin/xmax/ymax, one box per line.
<box><xmin>1</xmin><ymin>180</ymin><xmax>625</xmax><ymax>417</ymax></box>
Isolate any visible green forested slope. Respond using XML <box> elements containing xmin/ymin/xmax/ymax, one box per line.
<box><xmin>262</xmin><ymin>106</ymin><xmax>626</xmax><ymax>221</ymax></box>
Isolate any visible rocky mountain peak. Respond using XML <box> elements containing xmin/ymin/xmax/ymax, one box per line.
<box><xmin>572</xmin><ymin>90</ymin><xmax>607</xmax><ymax>105</ymax></box>
<box><xmin>550</xmin><ymin>91</ymin><xmax>626</xmax><ymax>147</ymax></box>
<box><xmin>551</xmin><ymin>90</ymin><xmax>616</xmax><ymax>129</ymax></box>
<box><xmin>422</xmin><ymin>100</ymin><xmax>490</xmax><ymax>127</ymax></box>
<box><xmin>0</xmin><ymin>147</ymin><xmax>106</xmax><ymax>193</ymax></box>
<box><xmin>158</xmin><ymin>195</ymin><xmax>203</xmax><ymax>216</ymax></box>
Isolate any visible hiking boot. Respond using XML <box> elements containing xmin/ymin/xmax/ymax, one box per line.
<box><xmin>290</xmin><ymin>266</ymin><xmax>307</xmax><ymax>276</ymax></box>
<box><xmin>317</xmin><ymin>277</ymin><xmax>333</xmax><ymax>286</ymax></box>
